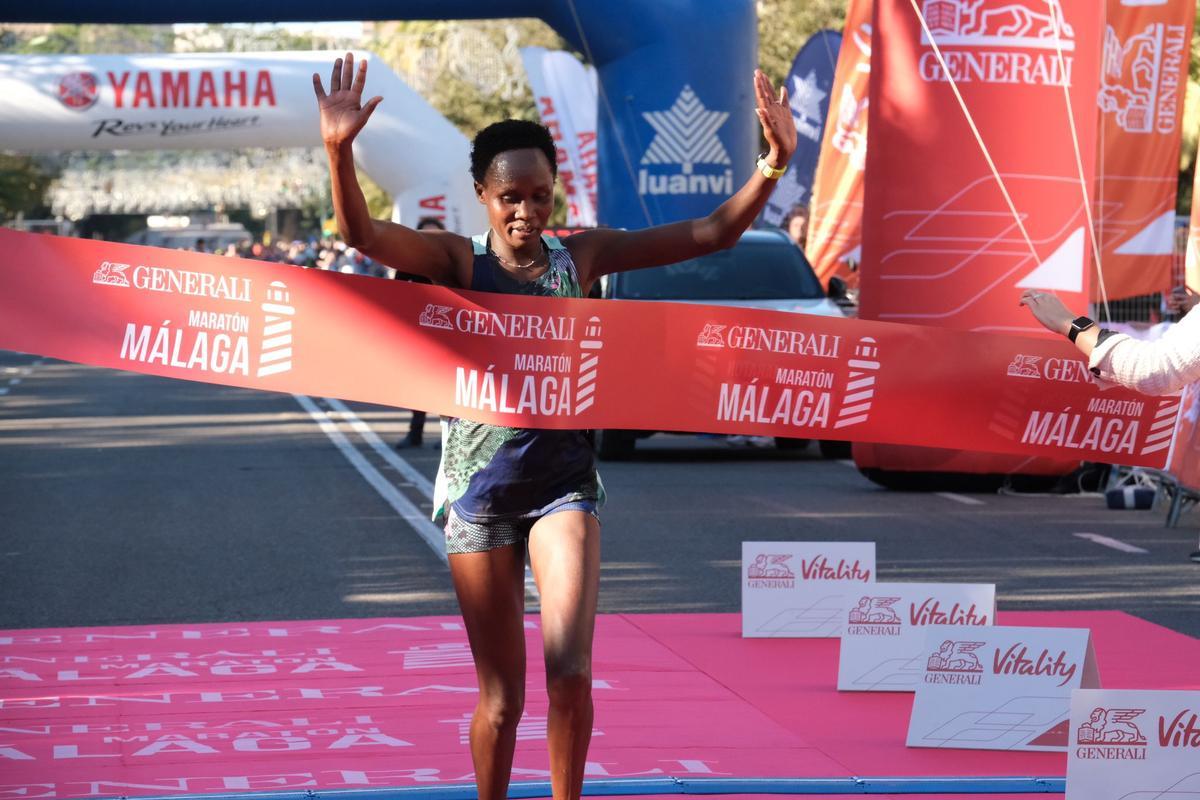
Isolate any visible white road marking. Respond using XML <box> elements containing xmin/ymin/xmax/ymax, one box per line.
<box><xmin>315</xmin><ymin>399</ymin><xmax>540</xmax><ymax>601</ymax></box>
<box><xmin>1074</xmin><ymin>532</ymin><xmax>1149</xmax><ymax>554</ymax></box>
<box><xmin>837</xmin><ymin>460</ymin><xmax>856</xmax><ymax>468</ymax></box>
<box><xmin>324</xmin><ymin>398</ymin><xmax>435</xmax><ymax>497</ymax></box>
<box><xmin>1</xmin><ymin>359</ymin><xmax>45</xmax><ymax>393</ymax></box>
<box><xmin>936</xmin><ymin>492</ymin><xmax>985</xmax><ymax>506</ymax></box>
<box><xmin>293</xmin><ymin>394</ymin><xmax>447</xmax><ymax>564</ymax></box>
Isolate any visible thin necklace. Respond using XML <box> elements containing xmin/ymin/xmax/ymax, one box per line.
<box><xmin>490</xmin><ymin>243</ymin><xmax>546</xmax><ymax>270</ymax></box>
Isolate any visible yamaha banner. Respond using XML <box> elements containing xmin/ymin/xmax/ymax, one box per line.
<box><xmin>759</xmin><ymin>30</ymin><xmax>843</xmax><ymax>228</ymax></box>
<box><xmin>859</xmin><ymin>0</ymin><xmax>1101</xmax><ymax>332</ymax></box>
<box><xmin>1094</xmin><ymin>0</ymin><xmax>1195</xmax><ymax>302</ymax></box>
<box><xmin>0</xmin><ymin>230</ymin><xmax>1181</xmax><ymax>468</ymax></box>
<box><xmin>0</xmin><ymin>51</ymin><xmax>485</xmax><ymax>234</ymax></box>
<box><xmin>808</xmin><ymin>0</ymin><xmax>873</xmax><ymax>288</ymax></box>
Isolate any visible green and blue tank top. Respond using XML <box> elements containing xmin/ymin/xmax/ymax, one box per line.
<box><xmin>431</xmin><ymin>233</ymin><xmax>604</xmax><ymax>523</ymax></box>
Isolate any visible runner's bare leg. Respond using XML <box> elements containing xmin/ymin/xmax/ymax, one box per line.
<box><xmin>528</xmin><ymin>511</ymin><xmax>601</xmax><ymax>800</ymax></box>
<box><xmin>449</xmin><ymin>543</ymin><xmax>528</xmax><ymax>800</ymax></box>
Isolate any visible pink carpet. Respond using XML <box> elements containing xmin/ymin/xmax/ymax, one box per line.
<box><xmin>2</xmin><ymin>610</ymin><xmax>1196</xmax><ymax>797</ymax></box>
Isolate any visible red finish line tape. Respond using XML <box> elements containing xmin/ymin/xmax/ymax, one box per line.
<box><xmin>0</xmin><ymin>229</ymin><xmax>1179</xmax><ymax>468</ymax></box>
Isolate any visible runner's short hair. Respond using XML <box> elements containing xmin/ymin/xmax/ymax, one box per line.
<box><xmin>470</xmin><ymin>119</ymin><xmax>557</xmax><ymax>184</ymax></box>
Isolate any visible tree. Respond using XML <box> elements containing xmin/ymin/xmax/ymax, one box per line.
<box><xmin>0</xmin><ymin>155</ymin><xmax>52</xmax><ymax>221</ymax></box>
<box><xmin>0</xmin><ymin>24</ymin><xmax>173</xmax><ymax>55</ymax></box>
<box><xmin>365</xmin><ymin>19</ymin><xmax>575</xmax><ymax>223</ymax></box>
<box><xmin>757</xmin><ymin>0</ymin><xmax>848</xmax><ymax>88</ymax></box>
<box><xmin>366</xmin><ymin>19</ymin><xmax>568</xmax><ymax>135</ymax></box>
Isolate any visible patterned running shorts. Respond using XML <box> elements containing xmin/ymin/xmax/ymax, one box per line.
<box><xmin>444</xmin><ymin>501</ymin><xmax>599</xmax><ymax>555</ymax></box>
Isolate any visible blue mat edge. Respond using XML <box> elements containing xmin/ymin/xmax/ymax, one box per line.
<box><xmin>123</xmin><ymin>775</ymin><xmax>1067</xmax><ymax>800</ymax></box>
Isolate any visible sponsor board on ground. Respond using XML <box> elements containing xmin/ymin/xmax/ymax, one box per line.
<box><xmin>741</xmin><ymin>541</ymin><xmax>876</xmax><ymax>638</ymax></box>
<box><xmin>837</xmin><ymin>582</ymin><xmax>995</xmax><ymax>691</ymax></box>
<box><xmin>1067</xmin><ymin>688</ymin><xmax>1200</xmax><ymax>799</ymax></box>
<box><xmin>907</xmin><ymin>624</ymin><xmax>1099</xmax><ymax>752</ymax></box>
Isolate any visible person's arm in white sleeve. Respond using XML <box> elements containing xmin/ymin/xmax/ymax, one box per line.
<box><xmin>1088</xmin><ymin>309</ymin><xmax>1200</xmax><ymax>395</ymax></box>
<box><xmin>1019</xmin><ymin>290</ymin><xmax>1200</xmax><ymax>397</ymax></box>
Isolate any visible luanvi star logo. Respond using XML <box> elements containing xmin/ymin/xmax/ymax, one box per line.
<box><xmin>638</xmin><ymin>86</ymin><xmax>733</xmax><ymax>197</ymax></box>
<box><xmin>641</xmin><ymin>86</ymin><xmax>731</xmax><ymax>174</ymax></box>
<box><xmin>790</xmin><ymin>70</ymin><xmax>828</xmax><ymax>142</ymax></box>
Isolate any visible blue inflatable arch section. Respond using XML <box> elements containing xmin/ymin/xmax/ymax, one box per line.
<box><xmin>14</xmin><ymin>0</ymin><xmax>757</xmax><ymax>230</ymax></box>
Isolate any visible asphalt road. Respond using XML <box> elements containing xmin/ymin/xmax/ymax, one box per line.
<box><xmin>2</xmin><ymin>349</ymin><xmax>1198</xmax><ymax>638</ymax></box>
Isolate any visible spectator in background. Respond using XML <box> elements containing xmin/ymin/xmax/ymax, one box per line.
<box><xmin>394</xmin><ymin>216</ymin><xmax>444</xmax><ymax>449</ymax></box>
<box><xmin>1167</xmin><ymin>285</ymin><xmax>1199</xmax><ymax>317</ymax></box>
<box><xmin>194</xmin><ymin>237</ymin><xmax>207</xmax><ymax>253</ymax></box>
<box><xmin>783</xmin><ymin>204</ymin><xmax>810</xmax><ymax>252</ymax></box>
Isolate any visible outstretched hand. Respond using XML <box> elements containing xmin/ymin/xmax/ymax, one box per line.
<box><xmin>1018</xmin><ymin>289</ymin><xmax>1074</xmax><ymax>336</ymax></box>
<box><xmin>313</xmin><ymin>52</ymin><xmax>382</xmax><ymax>149</ymax></box>
<box><xmin>753</xmin><ymin>69</ymin><xmax>797</xmax><ymax>165</ymax></box>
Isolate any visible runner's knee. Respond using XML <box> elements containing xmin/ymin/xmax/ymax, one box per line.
<box><xmin>477</xmin><ymin>685</ymin><xmax>524</xmax><ymax>732</ymax></box>
<box><xmin>545</xmin><ymin>662</ymin><xmax>591</xmax><ymax>708</ymax></box>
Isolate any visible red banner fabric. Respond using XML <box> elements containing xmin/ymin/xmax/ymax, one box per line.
<box><xmin>0</xmin><ymin>230</ymin><xmax>1183</xmax><ymax>468</ymax></box>
<box><xmin>860</xmin><ymin>0</ymin><xmax>1100</xmax><ymax>333</ymax></box>
<box><xmin>807</xmin><ymin>0</ymin><xmax>872</xmax><ymax>289</ymax></box>
<box><xmin>1095</xmin><ymin>0</ymin><xmax>1195</xmax><ymax>302</ymax></box>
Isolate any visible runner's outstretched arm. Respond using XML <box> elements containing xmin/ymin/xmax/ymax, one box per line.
<box><xmin>314</xmin><ymin>53</ymin><xmax>464</xmax><ymax>285</ymax></box>
<box><xmin>570</xmin><ymin>69</ymin><xmax>798</xmax><ymax>282</ymax></box>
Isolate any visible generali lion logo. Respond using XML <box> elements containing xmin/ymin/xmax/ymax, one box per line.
<box><xmin>696</xmin><ymin>323</ymin><xmax>726</xmax><ymax>348</ymax></box>
<box><xmin>92</xmin><ymin>261</ymin><xmax>130</xmax><ymax>287</ymax></box>
<box><xmin>920</xmin><ymin>0</ymin><xmax>1074</xmax><ymax>50</ymax></box>
<box><xmin>747</xmin><ymin>554</ymin><xmax>795</xmax><ymax>580</ymax></box>
<box><xmin>1099</xmin><ymin>23</ymin><xmax>1187</xmax><ymax>136</ymax></box>
<box><xmin>1006</xmin><ymin>354</ymin><xmax>1041</xmax><ymax>378</ymax></box>
<box><xmin>418</xmin><ymin>304</ymin><xmax>453</xmax><ymax>330</ymax></box>
<box><xmin>928</xmin><ymin>640</ymin><xmax>985</xmax><ymax>672</ymax></box>
<box><xmin>917</xmin><ymin>1</ymin><xmax>1076</xmax><ymax>88</ymax></box>
<box><xmin>1077</xmin><ymin>707</ymin><xmax>1147</xmax><ymax>746</ymax></box>
<box><xmin>848</xmin><ymin>596</ymin><xmax>901</xmax><ymax>625</ymax></box>
<box><xmin>59</xmin><ymin>72</ymin><xmax>99</xmax><ymax>110</ymax></box>
<box><xmin>746</xmin><ymin>553</ymin><xmax>795</xmax><ymax>589</ymax></box>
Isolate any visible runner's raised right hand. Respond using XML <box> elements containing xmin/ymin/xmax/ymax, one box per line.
<box><xmin>313</xmin><ymin>52</ymin><xmax>382</xmax><ymax>149</ymax></box>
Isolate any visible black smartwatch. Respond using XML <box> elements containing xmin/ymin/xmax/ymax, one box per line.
<box><xmin>1067</xmin><ymin>316</ymin><xmax>1096</xmax><ymax>343</ymax></box>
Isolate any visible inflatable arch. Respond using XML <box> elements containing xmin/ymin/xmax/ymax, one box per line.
<box><xmin>0</xmin><ymin>51</ymin><xmax>486</xmax><ymax>232</ymax></box>
<box><xmin>7</xmin><ymin>0</ymin><xmax>759</xmax><ymax>230</ymax></box>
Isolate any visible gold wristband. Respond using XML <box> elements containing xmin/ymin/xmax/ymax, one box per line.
<box><xmin>756</xmin><ymin>155</ymin><xmax>787</xmax><ymax>180</ymax></box>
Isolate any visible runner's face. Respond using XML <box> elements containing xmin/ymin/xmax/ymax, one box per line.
<box><xmin>477</xmin><ymin>149</ymin><xmax>555</xmax><ymax>253</ymax></box>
